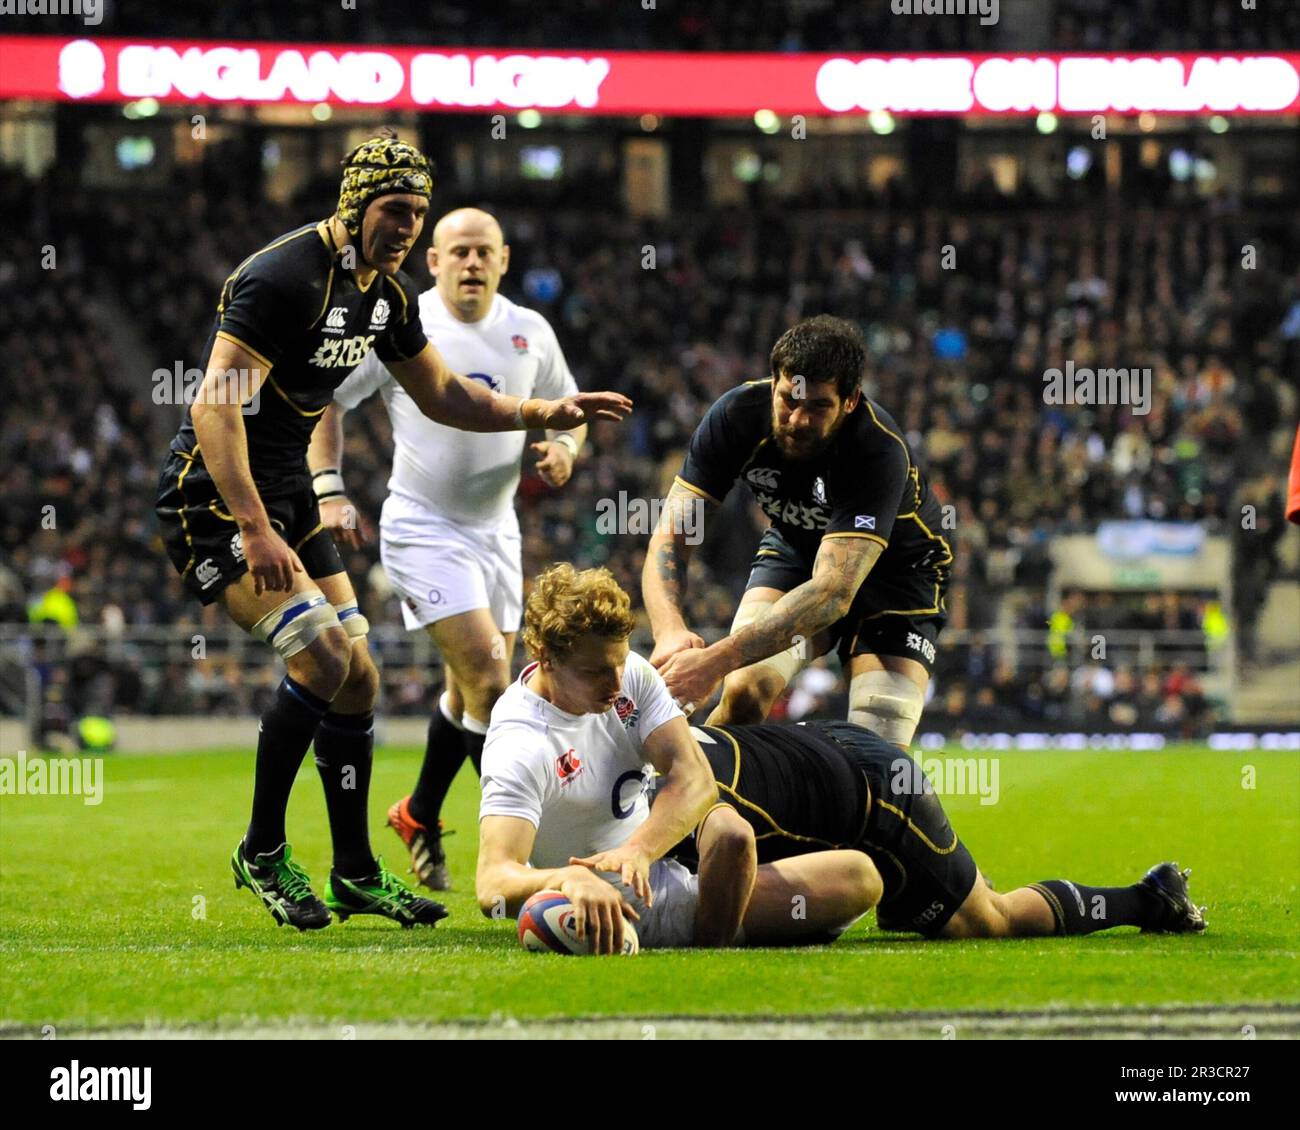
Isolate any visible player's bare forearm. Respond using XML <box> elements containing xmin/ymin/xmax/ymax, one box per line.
<box><xmin>712</xmin><ymin>537</ymin><xmax>882</xmax><ymax>672</ymax></box>
<box><xmin>626</xmin><ymin>718</ymin><xmax>718</xmax><ymax>861</ymax></box>
<box><xmin>626</xmin><ymin>773</ymin><xmax>716</xmax><ymax>863</ymax></box>
<box><xmin>713</xmin><ymin>577</ymin><xmax>842</xmax><ymax>670</ymax></box>
<box><xmin>389</xmin><ymin>344</ymin><xmax>540</xmax><ymax>432</ymax></box>
<box><xmin>545</xmin><ymin>422</ymin><xmax>587</xmax><ymax>450</ymax></box>
<box><xmin>190</xmin><ymin>339</ymin><xmax>272</xmax><ymax>532</ymax></box>
<box><xmin>644</xmin><ymin>531</ymin><xmax>692</xmax><ymax>635</ymax></box>
<box><xmin>307</xmin><ymin>404</ymin><xmax>373</xmax><ymax>547</ymax></box>
<box><xmin>307</xmin><ymin>403</ymin><xmax>346</xmax><ymax>472</ymax></box>
<box><xmin>393</xmin><ymin>347</ymin><xmax>630</xmax><ymax>433</ymax></box>
<box><xmin>193</xmin><ymin>405</ymin><xmax>269</xmax><ymax>531</ymax></box>
<box><xmin>642</xmin><ymin>483</ymin><xmax>708</xmax><ymax>636</ymax></box>
<box><xmin>477</xmin><ymin>815</ymin><xmax>600</xmax><ymax>917</ymax></box>
<box><xmin>476</xmin><ymin>858</ymin><xmax>594</xmax><ymax>918</ymax></box>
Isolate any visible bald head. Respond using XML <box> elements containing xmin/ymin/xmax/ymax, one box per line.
<box><xmin>432</xmin><ymin>207</ymin><xmax>504</xmax><ymax>250</ymax></box>
<box><xmin>428</xmin><ymin>208</ymin><xmax>509</xmax><ymax>323</ymax></box>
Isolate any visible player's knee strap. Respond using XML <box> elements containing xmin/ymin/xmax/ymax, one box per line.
<box><xmin>849</xmin><ymin>670</ymin><xmax>925</xmax><ymax>747</ymax></box>
<box><xmin>728</xmin><ymin>601</ymin><xmax>808</xmax><ymax>685</ymax></box>
<box><xmin>333</xmin><ymin>600</ymin><xmax>369</xmax><ymax>641</ymax></box>
<box><xmin>251</xmin><ymin>590</ymin><xmax>340</xmax><ymax>660</ymax></box>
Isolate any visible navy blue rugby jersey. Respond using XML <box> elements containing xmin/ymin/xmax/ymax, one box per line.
<box><xmin>169</xmin><ymin>220</ymin><xmax>427</xmax><ymax>495</ymax></box>
<box><xmin>677</xmin><ymin>379</ymin><xmax>952</xmax><ymax>597</ymax></box>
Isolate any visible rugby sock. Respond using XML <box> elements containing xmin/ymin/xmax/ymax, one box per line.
<box><xmin>245</xmin><ymin>676</ymin><xmax>328</xmax><ymax>858</ymax></box>
<box><xmin>462</xmin><ymin>711</ymin><xmax>488</xmax><ymax>776</ymax></box>
<box><xmin>1029</xmin><ymin>880</ymin><xmax>1159</xmax><ymax>935</ymax></box>
<box><xmin>314</xmin><ymin>711</ymin><xmax>378</xmax><ymax>878</ymax></box>
<box><xmin>408</xmin><ymin>692</ymin><xmax>465</xmax><ymax>827</ymax></box>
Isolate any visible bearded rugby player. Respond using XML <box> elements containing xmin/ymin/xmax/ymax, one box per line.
<box><xmin>646</xmin><ymin>315</ymin><xmax>950</xmax><ymax>749</ymax></box>
<box><xmin>154</xmin><ymin>132</ymin><xmax>630</xmax><ymax>930</ymax></box>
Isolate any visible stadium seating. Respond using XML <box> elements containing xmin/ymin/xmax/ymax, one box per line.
<box><xmin>2</xmin><ymin>153</ymin><xmax>1296</xmax><ymax>729</ymax></box>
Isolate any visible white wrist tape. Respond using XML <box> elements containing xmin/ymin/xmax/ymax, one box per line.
<box><xmin>553</xmin><ymin>433</ymin><xmax>579</xmax><ymax>456</ymax></box>
<box><xmin>312</xmin><ymin>469</ymin><xmax>346</xmax><ymax>502</ymax></box>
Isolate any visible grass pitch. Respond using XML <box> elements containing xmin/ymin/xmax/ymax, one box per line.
<box><xmin>2</xmin><ymin>743</ymin><xmax>1297</xmax><ymax>1038</ymax></box>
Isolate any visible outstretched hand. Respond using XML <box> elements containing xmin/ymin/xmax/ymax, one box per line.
<box><xmin>537</xmin><ymin>391</ymin><xmax>632</xmax><ymax>429</ymax></box>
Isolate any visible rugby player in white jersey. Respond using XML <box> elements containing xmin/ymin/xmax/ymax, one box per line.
<box><xmin>308</xmin><ymin>208</ymin><xmax>585</xmax><ymax>889</ymax></box>
<box><xmin>475</xmin><ymin>564</ymin><xmax>882</xmax><ymax>953</ymax></box>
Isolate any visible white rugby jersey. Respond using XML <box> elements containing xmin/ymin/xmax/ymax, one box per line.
<box><xmin>479</xmin><ymin>652</ymin><xmax>683</xmax><ymax>870</ymax></box>
<box><xmin>334</xmin><ymin>290</ymin><xmax>578</xmax><ymax>524</ymax></box>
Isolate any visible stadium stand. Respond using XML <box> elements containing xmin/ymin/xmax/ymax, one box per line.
<box><xmin>3</xmin><ymin>144</ymin><xmax>1296</xmax><ymax>730</ymax></box>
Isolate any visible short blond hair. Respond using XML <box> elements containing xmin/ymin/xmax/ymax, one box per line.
<box><xmin>523</xmin><ymin>564</ymin><xmax>636</xmax><ymax>662</ymax></box>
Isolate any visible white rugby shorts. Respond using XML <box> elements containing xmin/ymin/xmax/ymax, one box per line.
<box><xmin>605</xmin><ymin>857</ymin><xmax>699</xmax><ymax>949</ymax></box>
<box><xmin>379</xmin><ymin>492</ymin><xmax>523</xmax><ymax>633</ymax></box>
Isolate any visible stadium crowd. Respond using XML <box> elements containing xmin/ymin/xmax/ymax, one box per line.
<box><xmin>2</xmin><ymin>133</ymin><xmax>1297</xmax><ymax>729</ymax></box>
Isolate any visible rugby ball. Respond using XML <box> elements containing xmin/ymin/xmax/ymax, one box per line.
<box><xmin>517</xmin><ymin>890</ymin><xmax>639</xmax><ymax>956</ymax></box>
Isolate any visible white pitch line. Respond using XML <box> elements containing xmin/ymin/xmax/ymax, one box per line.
<box><xmin>4</xmin><ymin>1005</ymin><xmax>1297</xmax><ymax>1041</ymax></box>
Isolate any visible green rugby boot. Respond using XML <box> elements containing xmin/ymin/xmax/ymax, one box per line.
<box><xmin>231</xmin><ymin>840</ymin><xmax>331</xmax><ymax>931</ymax></box>
<box><xmin>325</xmin><ymin>859</ymin><xmax>449</xmax><ymax>928</ymax></box>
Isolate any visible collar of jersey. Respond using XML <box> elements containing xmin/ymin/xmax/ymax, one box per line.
<box><xmin>517</xmin><ymin>662</ymin><xmax>598</xmax><ymax>723</ymax></box>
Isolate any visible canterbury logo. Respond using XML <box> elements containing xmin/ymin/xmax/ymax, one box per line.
<box><xmin>556</xmin><ymin>749</ymin><xmax>582</xmax><ymax>780</ymax></box>
<box><xmin>324</xmin><ymin>306</ymin><xmax>348</xmax><ymax>331</ymax></box>
<box><xmin>746</xmin><ymin>467</ymin><xmax>780</xmax><ymax>490</ymax></box>
<box><xmin>195</xmin><ymin>558</ymin><xmax>220</xmax><ymax>587</ymax></box>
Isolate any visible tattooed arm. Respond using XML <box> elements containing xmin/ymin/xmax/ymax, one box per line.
<box><xmin>643</xmin><ymin>480</ymin><xmax>716</xmax><ymax>668</ymax></box>
<box><xmin>661</xmin><ymin>536</ymin><xmax>883</xmax><ymax>707</ymax></box>
<box><xmin>719</xmin><ymin>536</ymin><xmax>882</xmax><ymax>668</ymax></box>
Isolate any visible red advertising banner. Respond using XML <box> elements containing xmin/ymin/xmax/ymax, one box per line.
<box><xmin>1</xmin><ymin>36</ymin><xmax>1298</xmax><ymax>116</ymax></box>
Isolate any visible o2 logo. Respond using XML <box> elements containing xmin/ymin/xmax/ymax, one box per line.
<box><xmin>610</xmin><ymin>769</ymin><xmax>649</xmax><ymax>819</ymax></box>
<box><xmin>466</xmin><ymin>372</ymin><xmax>502</xmax><ymax>392</ymax></box>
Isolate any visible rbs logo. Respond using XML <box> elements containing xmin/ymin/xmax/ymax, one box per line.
<box><xmin>310</xmin><ymin>334</ymin><xmax>375</xmax><ymax>370</ymax></box>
